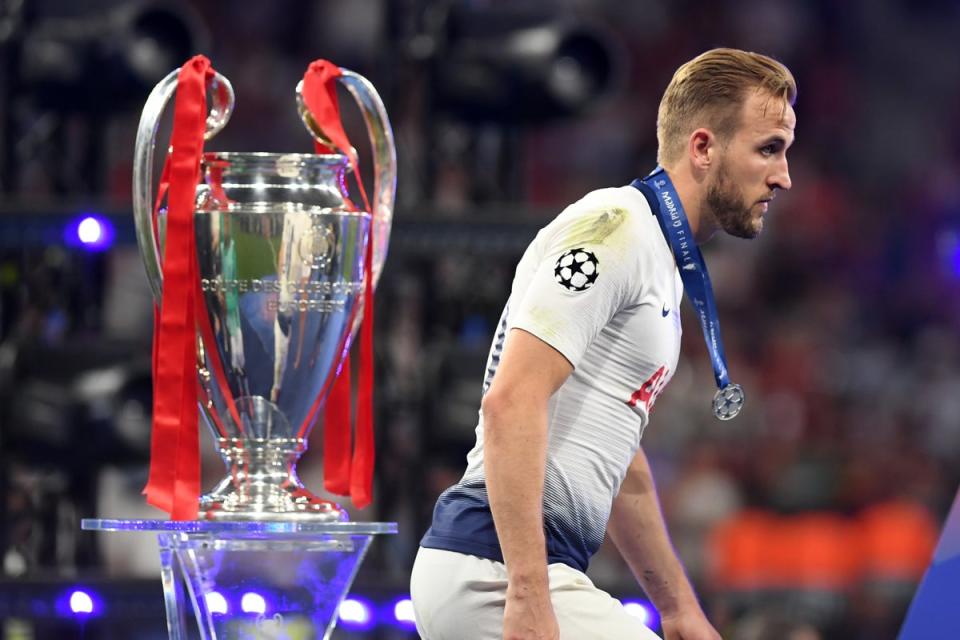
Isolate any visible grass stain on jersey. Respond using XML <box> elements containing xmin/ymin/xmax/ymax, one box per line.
<box><xmin>562</xmin><ymin>208</ymin><xmax>628</xmax><ymax>249</ymax></box>
<box><xmin>526</xmin><ymin>305</ymin><xmax>565</xmax><ymax>344</ymax></box>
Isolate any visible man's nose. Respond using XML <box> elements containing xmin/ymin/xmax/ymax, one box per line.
<box><xmin>769</xmin><ymin>159</ymin><xmax>792</xmax><ymax>191</ymax></box>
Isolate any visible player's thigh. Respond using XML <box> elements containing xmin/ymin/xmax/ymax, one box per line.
<box><xmin>548</xmin><ymin>563</ymin><xmax>661</xmax><ymax>640</ymax></box>
<box><xmin>410</xmin><ymin>547</ymin><xmax>506</xmax><ymax>640</ymax></box>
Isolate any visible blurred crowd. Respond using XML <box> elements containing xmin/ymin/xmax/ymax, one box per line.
<box><xmin>3</xmin><ymin>1</ymin><xmax>960</xmax><ymax>639</ymax></box>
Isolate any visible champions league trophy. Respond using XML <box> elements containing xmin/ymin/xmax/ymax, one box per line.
<box><xmin>82</xmin><ymin>57</ymin><xmax>397</xmax><ymax>640</ymax></box>
<box><xmin>135</xmin><ymin>61</ymin><xmax>395</xmax><ymax>522</ymax></box>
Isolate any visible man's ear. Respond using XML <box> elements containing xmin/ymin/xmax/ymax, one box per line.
<box><xmin>688</xmin><ymin>128</ymin><xmax>714</xmax><ymax>171</ymax></box>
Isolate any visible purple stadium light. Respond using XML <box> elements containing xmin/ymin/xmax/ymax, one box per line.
<box><xmin>240</xmin><ymin>592</ymin><xmax>267</xmax><ymax>615</ymax></box>
<box><xmin>205</xmin><ymin>591</ymin><xmax>229</xmax><ymax>615</ymax></box>
<box><xmin>64</xmin><ymin>214</ymin><xmax>115</xmax><ymax>251</ymax></box>
<box><xmin>78</xmin><ymin>217</ymin><xmax>102</xmax><ymax>243</ymax></box>
<box><xmin>936</xmin><ymin>229</ymin><xmax>960</xmax><ymax>278</ymax></box>
<box><xmin>69</xmin><ymin>591</ymin><xmax>94</xmax><ymax>614</ymax></box>
<box><xmin>338</xmin><ymin>598</ymin><xmax>374</xmax><ymax>630</ymax></box>
<box><xmin>622</xmin><ymin>600</ymin><xmax>659</xmax><ymax>630</ymax></box>
<box><xmin>69</xmin><ymin>590</ymin><xmax>95</xmax><ymax>615</ymax></box>
<box><xmin>392</xmin><ymin>597</ymin><xmax>417</xmax><ymax>626</ymax></box>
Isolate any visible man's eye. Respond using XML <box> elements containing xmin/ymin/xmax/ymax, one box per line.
<box><xmin>760</xmin><ymin>145</ymin><xmax>775</xmax><ymax>156</ymax></box>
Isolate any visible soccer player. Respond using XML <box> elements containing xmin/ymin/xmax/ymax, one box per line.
<box><xmin>411</xmin><ymin>47</ymin><xmax>796</xmax><ymax>640</ymax></box>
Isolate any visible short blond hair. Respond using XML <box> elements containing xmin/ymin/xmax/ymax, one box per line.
<box><xmin>656</xmin><ymin>48</ymin><xmax>796</xmax><ymax>166</ymax></box>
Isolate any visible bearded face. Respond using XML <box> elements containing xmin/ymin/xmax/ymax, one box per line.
<box><xmin>697</xmin><ymin>91</ymin><xmax>796</xmax><ymax>240</ymax></box>
<box><xmin>703</xmin><ymin>159</ymin><xmax>764</xmax><ymax>239</ymax></box>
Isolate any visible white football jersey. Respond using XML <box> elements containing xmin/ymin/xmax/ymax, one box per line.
<box><xmin>422</xmin><ymin>185</ymin><xmax>683</xmax><ymax>571</ymax></box>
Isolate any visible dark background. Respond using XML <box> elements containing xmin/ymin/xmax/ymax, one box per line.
<box><xmin>1</xmin><ymin>0</ymin><xmax>959</xmax><ymax>638</ymax></box>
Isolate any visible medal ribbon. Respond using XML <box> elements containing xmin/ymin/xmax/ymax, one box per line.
<box><xmin>143</xmin><ymin>55</ymin><xmax>213</xmax><ymax>520</ymax></box>
<box><xmin>300</xmin><ymin>60</ymin><xmax>376</xmax><ymax>509</ymax></box>
<box><xmin>631</xmin><ymin>167</ymin><xmax>733</xmax><ymax>393</ymax></box>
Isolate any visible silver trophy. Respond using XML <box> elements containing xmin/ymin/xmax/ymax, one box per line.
<box><xmin>132</xmin><ymin>66</ymin><xmax>395</xmax><ymax>521</ymax></box>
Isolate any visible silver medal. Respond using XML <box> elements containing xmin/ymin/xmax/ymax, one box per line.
<box><xmin>712</xmin><ymin>384</ymin><xmax>744</xmax><ymax>421</ymax></box>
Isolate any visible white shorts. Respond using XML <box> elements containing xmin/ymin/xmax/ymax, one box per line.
<box><xmin>410</xmin><ymin>547</ymin><xmax>661</xmax><ymax>640</ymax></box>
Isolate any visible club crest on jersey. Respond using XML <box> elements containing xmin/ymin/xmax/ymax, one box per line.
<box><xmin>554</xmin><ymin>248</ymin><xmax>599</xmax><ymax>292</ymax></box>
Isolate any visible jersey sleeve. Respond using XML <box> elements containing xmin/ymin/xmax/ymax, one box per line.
<box><xmin>511</xmin><ymin>195</ymin><xmax>650</xmax><ymax>368</ymax></box>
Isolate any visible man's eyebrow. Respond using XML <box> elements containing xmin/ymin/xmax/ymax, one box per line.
<box><xmin>759</xmin><ymin>134</ymin><xmax>793</xmax><ymax>148</ymax></box>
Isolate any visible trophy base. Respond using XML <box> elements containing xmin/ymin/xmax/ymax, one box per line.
<box><xmin>199</xmin><ymin>482</ymin><xmax>348</xmax><ymax>522</ymax></box>
<box><xmin>82</xmin><ymin>519</ymin><xmax>397</xmax><ymax>640</ymax></box>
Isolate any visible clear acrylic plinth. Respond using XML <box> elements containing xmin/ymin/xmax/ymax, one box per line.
<box><xmin>82</xmin><ymin>519</ymin><xmax>397</xmax><ymax>640</ymax></box>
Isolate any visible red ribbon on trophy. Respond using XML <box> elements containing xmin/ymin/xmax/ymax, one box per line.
<box><xmin>301</xmin><ymin>60</ymin><xmax>376</xmax><ymax>509</ymax></box>
<box><xmin>143</xmin><ymin>55</ymin><xmax>213</xmax><ymax>520</ymax></box>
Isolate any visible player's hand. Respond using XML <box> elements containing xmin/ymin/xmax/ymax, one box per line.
<box><xmin>503</xmin><ymin>585</ymin><xmax>560</xmax><ymax>640</ymax></box>
<box><xmin>661</xmin><ymin>610</ymin><xmax>722</xmax><ymax>640</ymax></box>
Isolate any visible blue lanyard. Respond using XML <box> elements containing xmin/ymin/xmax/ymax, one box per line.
<box><xmin>631</xmin><ymin>167</ymin><xmax>743</xmax><ymax>419</ymax></box>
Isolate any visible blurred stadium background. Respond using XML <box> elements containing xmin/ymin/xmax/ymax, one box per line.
<box><xmin>1</xmin><ymin>0</ymin><xmax>959</xmax><ymax>638</ymax></box>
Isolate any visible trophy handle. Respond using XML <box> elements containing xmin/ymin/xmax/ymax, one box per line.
<box><xmin>295</xmin><ymin>69</ymin><xmax>397</xmax><ymax>288</ymax></box>
<box><xmin>132</xmin><ymin>67</ymin><xmax>235</xmax><ymax>300</ymax></box>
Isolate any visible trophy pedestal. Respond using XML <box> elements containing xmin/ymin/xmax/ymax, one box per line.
<box><xmin>82</xmin><ymin>519</ymin><xmax>397</xmax><ymax>639</ymax></box>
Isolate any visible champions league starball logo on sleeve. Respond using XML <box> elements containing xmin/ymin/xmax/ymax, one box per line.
<box><xmin>554</xmin><ymin>248</ymin><xmax>599</xmax><ymax>292</ymax></box>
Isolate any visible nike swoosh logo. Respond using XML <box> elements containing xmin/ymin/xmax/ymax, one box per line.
<box><xmin>661</xmin><ymin>305</ymin><xmax>670</xmax><ymax>317</ymax></box>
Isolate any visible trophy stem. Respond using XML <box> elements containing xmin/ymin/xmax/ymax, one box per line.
<box><xmin>200</xmin><ymin>437</ymin><xmax>346</xmax><ymax>522</ymax></box>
